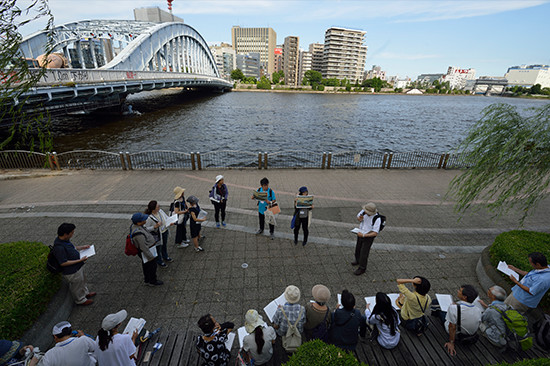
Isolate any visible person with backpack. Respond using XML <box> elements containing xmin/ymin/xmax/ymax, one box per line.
<box><xmin>292</xmin><ymin>186</ymin><xmax>313</xmax><ymax>246</ymax></box>
<box><xmin>329</xmin><ymin>289</ymin><xmax>366</xmax><ymax>351</ymax></box>
<box><xmin>242</xmin><ymin>309</ymin><xmax>276</xmax><ymax>366</ymax></box>
<box><xmin>478</xmin><ymin>285</ymin><xmax>512</xmax><ymax>347</ymax></box>
<box><xmin>304</xmin><ymin>284</ymin><xmax>331</xmax><ymax>341</ymax></box>
<box><xmin>396</xmin><ymin>277</ymin><xmax>432</xmax><ymax>336</ymax></box>
<box><xmin>365</xmin><ymin>292</ymin><xmax>401</xmax><ymax>349</ymax></box>
<box><xmin>351</xmin><ymin>202</ymin><xmax>381</xmax><ymax>275</ymax></box>
<box><xmin>272</xmin><ymin>285</ymin><xmax>306</xmax><ymax>354</ymax></box>
<box><xmin>443</xmin><ymin>285</ymin><xmax>482</xmax><ymax>356</ymax></box>
<box><xmin>130</xmin><ymin>212</ymin><xmax>163</xmax><ymax>286</ymax></box>
<box><xmin>144</xmin><ymin>200</ymin><xmax>172</xmax><ymax>268</ymax></box>
<box><xmin>172</xmin><ymin>186</ymin><xmax>190</xmax><ymax>249</ymax></box>
<box><xmin>251</xmin><ymin>177</ymin><xmax>277</xmax><ymax>240</ymax></box>
<box><xmin>209</xmin><ymin>175</ymin><xmax>229</xmax><ymax>228</ymax></box>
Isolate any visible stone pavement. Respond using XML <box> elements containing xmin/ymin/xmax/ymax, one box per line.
<box><xmin>1</xmin><ymin>169</ymin><xmax>548</xmax><ymax>342</ymax></box>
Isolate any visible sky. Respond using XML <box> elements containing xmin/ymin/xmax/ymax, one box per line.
<box><xmin>17</xmin><ymin>0</ymin><xmax>550</xmax><ymax>79</ymax></box>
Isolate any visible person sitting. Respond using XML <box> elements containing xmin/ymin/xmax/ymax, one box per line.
<box><xmin>478</xmin><ymin>286</ymin><xmax>510</xmax><ymax>348</ymax></box>
<box><xmin>396</xmin><ymin>277</ymin><xmax>431</xmax><ymax>335</ymax></box>
<box><xmin>365</xmin><ymin>292</ymin><xmax>401</xmax><ymax>349</ymax></box>
<box><xmin>196</xmin><ymin>314</ymin><xmax>234</xmax><ymax>366</ymax></box>
<box><xmin>329</xmin><ymin>289</ymin><xmax>366</xmax><ymax>351</ymax></box>
<box><xmin>95</xmin><ymin>310</ymin><xmax>138</xmax><ymax>365</ymax></box>
<box><xmin>242</xmin><ymin>309</ymin><xmax>276</xmax><ymax>366</ymax></box>
<box><xmin>272</xmin><ymin>285</ymin><xmax>306</xmax><ymax>344</ymax></box>
<box><xmin>443</xmin><ymin>285</ymin><xmax>482</xmax><ymax>356</ymax></box>
<box><xmin>0</xmin><ymin>340</ymin><xmax>38</xmax><ymax>366</ymax></box>
<box><xmin>38</xmin><ymin>321</ymin><xmax>96</xmax><ymax>366</ymax></box>
<box><xmin>304</xmin><ymin>284</ymin><xmax>331</xmax><ymax>342</ymax></box>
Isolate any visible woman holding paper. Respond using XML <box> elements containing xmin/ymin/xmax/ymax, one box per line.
<box><xmin>242</xmin><ymin>309</ymin><xmax>276</xmax><ymax>365</ymax></box>
<box><xmin>144</xmin><ymin>200</ymin><xmax>172</xmax><ymax>267</ymax></box>
<box><xmin>96</xmin><ymin>309</ymin><xmax>138</xmax><ymax>365</ymax></box>
<box><xmin>251</xmin><ymin>177</ymin><xmax>277</xmax><ymax>240</ymax></box>
<box><xmin>131</xmin><ymin>212</ymin><xmax>163</xmax><ymax>286</ymax></box>
<box><xmin>209</xmin><ymin>175</ymin><xmax>229</xmax><ymax>228</ymax></box>
<box><xmin>187</xmin><ymin>195</ymin><xmax>206</xmax><ymax>252</ymax></box>
<box><xmin>293</xmin><ymin>186</ymin><xmax>313</xmax><ymax>246</ymax></box>
<box><xmin>365</xmin><ymin>292</ymin><xmax>400</xmax><ymax>349</ymax></box>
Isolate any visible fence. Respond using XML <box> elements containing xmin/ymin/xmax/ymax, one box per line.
<box><xmin>0</xmin><ymin>149</ymin><xmax>469</xmax><ymax>171</ymax></box>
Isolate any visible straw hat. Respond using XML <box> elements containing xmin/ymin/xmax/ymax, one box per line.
<box><xmin>244</xmin><ymin>309</ymin><xmax>266</xmax><ymax>333</ymax></box>
<box><xmin>173</xmin><ymin>186</ymin><xmax>185</xmax><ymax>200</ymax></box>
<box><xmin>284</xmin><ymin>285</ymin><xmax>301</xmax><ymax>304</ymax></box>
<box><xmin>362</xmin><ymin>202</ymin><xmax>377</xmax><ymax>216</ymax></box>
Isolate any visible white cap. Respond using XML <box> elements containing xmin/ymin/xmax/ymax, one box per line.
<box><xmin>215</xmin><ymin>175</ymin><xmax>224</xmax><ymax>183</ymax></box>
<box><xmin>101</xmin><ymin>310</ymin><xmax>128</xmax><ymax>331</ymax></box>
<box><xmin>52</xmin><ymin>321</ymin><xmax>71</xmax><ymax>335</ymax></box>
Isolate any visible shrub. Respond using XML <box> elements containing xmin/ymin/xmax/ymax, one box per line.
<box><xmin>490</xmin><ymin>358</ymin><xmax>550</xmax><ymax>366</ymax></box>
<box><xmin>0</xmin><ymin>241</ymin><xmax>61</xmax><ymax>339</ymax></box>
<box><xmin>489</xmin><ymin>230</ymin><xmax>550</xmax><ymax>312</ymax></box>
<box><xmin>284</xmin><ymin>339</ymin><xmax>367</xmax><ymax>366</ymax></box>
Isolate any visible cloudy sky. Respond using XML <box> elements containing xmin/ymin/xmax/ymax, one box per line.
<box><xmin>18</xmin><ymin>0</ymin><xmax>550</xmax><ymax>78</ymax></box>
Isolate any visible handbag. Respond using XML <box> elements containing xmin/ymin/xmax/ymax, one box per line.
<box><xmin>455</xmin><ymin>304</ymin><xmax>479</xmax><ymax>345</ymax></box>
<box><xmin>290</xmin><ymin>213</ymin><xmax>297</xmax><ymax>229</ymax></box>
<box><xmin>268</xmin><ymin>202</ymin><xmax>281</xmax><ymax>215</ymax></box>
<box><xmin>235</xmin><ymin>348</ymin><xmax>252</xmax><ymax>366</ymax></box>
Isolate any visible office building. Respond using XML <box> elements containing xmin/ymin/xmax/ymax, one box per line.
<box><xmin>298</xmin><ymin>50</ymin><xmax>312</xmax><ymax>85</ymax></box>
<box><xmin>231</xmin><ymin>26</ymin><xmax>276</xmax><ymax>75</ymax></box>
<box><xmin>309</xmin><ymin>43</ymin><xmax>324</xmax><ymax>73</ymax></box>
<box><xmin>134</xmin><ymin>7</ymin><xmax>183</xmax><ymax>23</ymax></box>
<box><xmin>443</xmin><ymin>66</ymin><xmax>476</xmax><ymax>89</ymax></box>
<box><xmin>322</xmin><ymin>27</ymin><xmax>367</xmax><ymax>83</ymax></box>
<box><xmin>210</xmin><ymin>43</ymin><xmax>235</xmax><ymax>78</ymax></box>
<box><xmin>236</xmin><ymin>52</ymin><xmax>261</xmax><ymax>79</ymax></box>
<box><xmin>283</xmin><ymin>36</ymin><xmax>300</xmax><ymax>86</ymax></box>
<box><xmin>505</xmin><ymin>64</ymin><xmax>550</xmax><ymax>88</ymax></box>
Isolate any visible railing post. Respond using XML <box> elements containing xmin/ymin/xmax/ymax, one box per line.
<box><xmin>125</xmin><ymin>152</ymin><xmax>133</xmax><ymax>170</ymax></box>
<box><xmin>52</xmin><ymin>152</ymin><xmax>61</xmax><ymax>170</ymax></box>
<box><xmin>263</xmin><ymin>152</ymin><xmax>268</xmax><ymax>169</ymax></box>
<box><xmin>196</xmin><ymin>152</ymin><xmax>202</xmax><ymax>170</ymax></box>
<box><xmin>258</xmin><ymin>152</ymin><xmax>262</xmax><ymax>169</ymax></box>
<box><xmin>442</xmin><ymin>153</ymin><xmax>450</xmax><ymax>169</ymax></box>
<box><xmin>437</xmin><ymin>153</ymin><xmax>445</xmax><ymax>169</ymax></box>
<box><xmin>46</xmin><ymin>152</ymin><xmax>54</xmax><ymax>170</ymax></box>
<box><xmin>321</xmin><ymin>152</ymin><xmax>326</xmax><ymax>169</ymax></box>
<box><xmin>327</xmin><ymin>152</ymin><xmax>332</xmax><ymax>169</ymax></box>
<box><xmin>191</xmin><ymin>152</ymin><xmax>196</xmax><ymax>170</ymax></box>
<box><xmin>386</xmin><ymin>152</ymin><xmax>393</xmax><ymax>169</ymax></box>
<box><xmin>119</xmin><ymin>152</ymin><xmax>127</xmax><ymax>170</ymax></box>
<box><xmin>382</xmin><ymin>153</ymin><xmax>388</xmax><ymax>169</ymax></box>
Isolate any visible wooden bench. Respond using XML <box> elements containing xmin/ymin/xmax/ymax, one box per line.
<box><xmin>136</xmin><ymin>315</ymin><xmax>550</xmax><ymax>366</ymax></box>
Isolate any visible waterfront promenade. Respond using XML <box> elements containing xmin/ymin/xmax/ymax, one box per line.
<box><xmin>1</xmin><ymin>168</ymin><xmax>549</xmax><ymax>356</ymax></box>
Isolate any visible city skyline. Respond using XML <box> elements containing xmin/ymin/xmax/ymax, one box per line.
<box><xmin>18</xmin><ymin>0</ymin><xmax>550</xmax><ymax>79</ymax></box>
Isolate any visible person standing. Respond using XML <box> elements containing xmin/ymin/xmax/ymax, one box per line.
<box><xmin>351</xmin><ymin>202</ymin><xmax>381</xmax><ymax>276</ymax></box>
<box><xmin>96</xmin><ymin>310</ymin><xmax>137</xmax><ymax>365</ymax></box>
<box><xmin>187</xmin><ymin>196</ymin><xmax>206</xmax><ymax>252</ymax></box>
<box><xmin>172</xmin><ymin>186</ymin><xmax>190</xmax><ymax>249</ymax></box>
<box><xmin>209</xmin><ymin>175</ymin><xmax>229</xmax><ymax>228</ymax></box>
<box><xmin>52</xmin><ymin>223</ymin><xmax>95</xmax><ymax>306</ymax></box>
<box><xmin>130</xmin><ymin>212</ymin><xmax>163</xmax><ymax>286</ymax></box>
<box><xmin>252</xmin><ymin>177</ymin><xmax>277</xmax><ymax>240</ymax></box>
<box><xmin>293</xmin><ymin>186</ymin><xmax>313</xmax><ymax>246</ymax></box>
<box><xmin>144</xmin><ymin>200</ymin><xmax>172</xmax><ymax>267</ymax></box>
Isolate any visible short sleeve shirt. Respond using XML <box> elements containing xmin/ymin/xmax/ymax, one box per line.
<box><xmin>243</xmin><ymin>326</ymin><xmax>276</xmax><ymax>365</ymax></box>
<box><xmin>445</xmin><ymin>301</ymin><xmax>482</xmax><ymax>335</ymax></box>
<box><xmin>95</xmin><ymin>333</ymin><xmax>136</xmax><ymax>366</ymax></box>
<box><xmin>38</xmin><ymin>336</ymin><xmax>97</xmax><ymax>366</ymax></box>
<box><xmin>196</xmin><ymin>330</ymin><xmax>231</xmax><ymax>366</ymax></box>
<box><xmin>272</xmin><ymin>303</ymin><xmax>305</xmax><ymax>336</ymax></box>
<box><xmin>52</xmin><ymin>237</ymin><xmax>83</xmax><ymax>275</ymax></box>
<box><xmin>357</xmin><ymin>211</ymin><xmax>381</xmax><ymax>233</ymax></box>
<box><xmin>512</xmin><ymin>267</ymin><xmax>550</xmax><ymax>308</ymax></box>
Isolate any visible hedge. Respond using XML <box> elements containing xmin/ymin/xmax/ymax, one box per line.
<box><xmin>491</xmin><ymin>358</ymin><xmax>550</xmax><ymax>366</ymax></box>
<box><xmin>284</xmin><ymin>339</ymin><xmax>367</xmax><ymax>366</ymax></box>
<box><xmin>0</xmin><ymin>241</ymin><xmax>61</xmax><ymax>339</ymax></box>
<box><xmin>489</xmin><ymin>230</ymin><xmax>550</xmax><ymax>312</ymax></box>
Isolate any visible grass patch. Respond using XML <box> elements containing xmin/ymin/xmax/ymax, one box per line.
<box><xmin>0</xmin><ymin>241</ymin><xmax>61</xmax><ymax>339</ymax></box>
<box><xmin>284</xmin><ymin>339</ymin><xmax>367</xmax><ymax>366</ymax></box>
<box><xmin>490</xmin><ymin>359</ymin><xmax>550</xmax><ymax>366</ymax></box>
<box><xmin>489</xmin><ymin>230</ymin><xmax>550</xmax><ymax>312</ymax></box>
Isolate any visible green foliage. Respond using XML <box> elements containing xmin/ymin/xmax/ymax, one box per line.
<box><xmin>489</xmin><ymin>230</ymin><xmax>550</xmax><ymax>312</ymax></box>
<box><xmin>230</xmin><ymin>68</ymin><xmax>245</xmax><ymax>80</ymax></box>
<box><xmin>361</xmin><ymin>77</ymin><xmax>385</xmax><ymax>92</ymax></box>
<box><xmin>272</xmin><ymin>70</ymin><xmax>284</xmax><ymax>84</ymax></box>
<box><xmin>256</xmin><ymin>76</ymin><xmax>271</xmax><ymax>90</ymax></box>
<box><xmin>530</xmin><ymin>84</ymin><xmax>542</xmax><ymax>95</ymax></box>
<box><xmin>394</xmin><ymin>88</ymin><xmax>403</xmax><ymax>93</ymax></box>
<box><xmin>345</xmin><ymin>84</ymin><xmax>351</xmax><ymax>92</ymax></box>
<box><xmin>447</xmin><ymin>103</ymin><xmax>550</xmax><ymax>224</ymax></box>
<box><xmin>490</xmin><ymin>358</ymin><xmax>550</xmax><ymax>366</ymax></box>
<box><xmin>284</xmin><ymin>340</ymin><xmax>367</xmax><ymax>366</ymax></box>
<box><xmin>0</xmin><ymin>241</ymin><xmax>61</xmax><ymax>339</ymax></box>
<box><xmin>322</xmin><ymin>78</ymin><xmax>340</xmax><ymax>87</ymax></box>
<box><xmin>316</xmin><ymin>84</ymin><xmax>325</xmax><ymax>91</ymax></box>
<box><xmin>303</xmin><ymin>70</ymin><xmax>322</xmax><ymax>86</ymax></box>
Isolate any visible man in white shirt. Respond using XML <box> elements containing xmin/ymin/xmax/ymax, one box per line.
<box><xmin>351</xmin><ymin>202</ymin><xmax>381</xmax><ymax>276</ymax></box>
<box><xmin>38</xmin><ymin>321</ymin><xmax>96</xmax><ymax>366</ymax></box>
<box><xmin>444</xmin><ymin>285</ymin><xmax>482</xmax><ymax>356</ymax></box>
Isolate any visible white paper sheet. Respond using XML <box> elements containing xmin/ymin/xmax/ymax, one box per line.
<box><xmin>364</xmin><ymin>296</ymin><xmax>376</xmax><ymax>309</ymax></box>
<box><xmin>197</xmin><ymin>209</ymin><xmax>208</xmax><ymax>220</ymax></box>
<box><xmin>351</xmin><ymin>228</ymin><xmax>367</xmax><ymax>234</ymax></box>
<box><xmin>238</xmin><ymin>326</ymin><xmax>248</xmax><ymax>349</ymax></box>
<box><xmin>337</xmin><ymin>293</ymin><xmax>343</xmax><ymax>309</ymax></box>
<box><xmin>225</xmin><ymin>332</ymin><xmax>235</xmax><ymax>351</ymax></box>
<box><xmin>436</xmin><ymin>294</ymin><xmax>453</xmax><ymax>313</ymax></box>
<box><xmin>79</xmin><ymin>245</ymin><xmax>95</xmax><ymax>258</ymax></box>
<box><xmin>263</xmin><ymin>293</ymin><xmax>286</xmax><ymax>322</ymax></box>
<box><xmin>497</xmin><ymin>261</ymin><xmax>520</xmax><ymax>281</ymax></box>
<box><xmin>142</xmin><ymin>246</ymin><xmax>157</xmax><ymax>263</ymax></box>
<box><xmin>123</xmin><ymin>317</ymin><xmax>146</xmax><ymax>335</ymax></box>
<box><xmin>165</xmin><ymin>214</ymin><xmax>178</xmax><ymax>226</ymax></box>
<box><xmin>387</xmin><ymin>293</ymin><xmax>401</xmax><ymax>310</ymax></box>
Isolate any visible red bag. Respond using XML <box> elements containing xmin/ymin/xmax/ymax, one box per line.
<box><xmin>125</xmin><ymin>234</ymin><xmax>139</xmax><ymax>256</ymax></box>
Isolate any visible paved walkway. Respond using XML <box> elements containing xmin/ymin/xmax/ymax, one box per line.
<box><xmin>1</xmin><ymin>169</ymin><xmax>548</xmax><ymax>347</ymax></box>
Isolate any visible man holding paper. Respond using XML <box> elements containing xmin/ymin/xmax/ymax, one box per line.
<box><xmin>351</xmin><ymin>202</ymin><xmax>380</xmax><ymax>276</ymax></box>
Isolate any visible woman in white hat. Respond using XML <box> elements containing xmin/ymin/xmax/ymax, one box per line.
<box><xmin>242</xmin><ymin>309</ymin><xmax>276</xmax><ymax>365</ymax></box>
<box><xmin>96</xmin><ymin>310</ymin><xmax>138</xmax><ymax>365</ymax></box>
<box><xmin>209</xmin><ymin>175</ymin><xmax>229</xmax><ymax>228</ymax></box>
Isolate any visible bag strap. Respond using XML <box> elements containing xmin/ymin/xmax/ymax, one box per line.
<box><xmin>457</xmin><ymin>303</ymin><xmax>463</xmax><ymax>334</ymax></box>
<box><xmin>415</xmin><ymin>294</ymin><xmax>428</xmax><ymax>313</ymax></box>
<box><xmin>280</xmin><ymin>306</ymin><xmax>303</xmax><ymax>328</ymax></box>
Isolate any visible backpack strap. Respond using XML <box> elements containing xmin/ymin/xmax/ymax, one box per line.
<box><xmin>415</xmin><ymin>294</ymin><xmax>428</xmax><ymax>313</ymax></box>
<box><xmin>457</xmin><ymin>303</ymin><xmax>463</xmax><ymax>334</ymax></box>
<box><xmin>281</xmin><ymin>306</ymin><xmax>303</xmax><ymax>328</ymax></box>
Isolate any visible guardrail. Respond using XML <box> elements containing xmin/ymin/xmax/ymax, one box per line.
<box><xmin>0</xmin><ymin>150</ymin><xmax>470</xmax><ymax>171</ymax></box>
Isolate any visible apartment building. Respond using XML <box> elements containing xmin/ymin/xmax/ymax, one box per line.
<box><xmin>322</xmin><ymin>27</ymin><xmax>367</xmax><ymax>83</ymax></box>
<box><xmin>298</xmin><ymin>50</ymin><xmax>312</xmax><ymax>85</ymax></box>
<box><xmin>210</xmin><ymin>43</ymin><xmax>235</xmax><ymax>78</ymax></box>
<box><xmin>273</xmin><ymin>47</ymin><xmax>283</xmax><ymax>73</ymax></box>
<box><xmin>231</xmin><ymin>26</ymin><xmax>276</xmax><ymax>75</ymax></box>
<box><xmin>443</xmin><ymin>66</ymin><xmax>476</xmax><ymax>89</ymax></box>
<box><xmin>283</xmin><ymin>36</ymin><xmax>300</xmax><ymax>86</ymax></box>
<box><xmin>309</xmin><ymin>43</ymin><xmax>324</xmax><ymax>73</ymax></box>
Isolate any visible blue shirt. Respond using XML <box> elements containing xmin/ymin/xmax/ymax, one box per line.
<box><xmin>52</xmin><ymin>237</ymin><xmax>83</xmax><ymax>275</ymax></box>
<box><xmin>512</xmin><ymin>267</ymin><xmax>550</xmax><ymax>308</ymax></box>
<box><xmin>257</xmin><ymin>187</ymin><xmax>276</xmax><ymax>214</ymax></box>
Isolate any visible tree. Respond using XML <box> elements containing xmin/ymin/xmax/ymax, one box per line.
<box><xmin>530</xmin><ymin>84</ymin><xmax>542</xmax><ymax>95</ymax></box>
<box><xmin>230</xmin><ymin>69</ymin><xmax>245</xmax><ymax>81</ymax></box>
<box><xmin>1</xmin><ymin>0</ymin><xmax>54</xmax><ymax>152</ymax></box>
<box><xmin>447</xmin><ymin>103</ymin><xmax>550</xmax><ymax>225</ymax></box>
<box><xmin>271</xmin><ymin>70</ymin><xmax>284</xmax><ymax>84</ymax></box>
<box><xmin>256</xmin><ymin>76</ymin><xmax>271</xmax><ymax>90</ymax></box>
<box><xmin>302</xmin><ymin>70</ymin><xmax>322</xmax><ymax>86</ymax></box>
<box><xmin>362</xmin><ymin>77</ymin><xmax>384</xmax><ymax>92</ymax></box>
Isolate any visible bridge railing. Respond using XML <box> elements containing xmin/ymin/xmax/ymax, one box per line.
<box><xmin>0</xmin><ymin>149</ymin><xmax>469</xmax><ymax>171</ymax></box>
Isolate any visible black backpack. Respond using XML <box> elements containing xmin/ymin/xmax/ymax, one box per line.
<box><xmin>372</xmin><ymin>213</ymin><xmax>386</xmax><ymax>232</ymax></box>
<box><xmin>535</xmin><ymin>313</ymin><xmax>550</xmax><ymax>350</ymax></box>
<box><xmin>46</xmin><ymin>245</ymin><xmax>62</xmax><ymax>274</ymax></box>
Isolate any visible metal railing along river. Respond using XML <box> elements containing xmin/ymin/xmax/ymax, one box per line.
<box><xmin>0</xmin><ymin>150</ymin><xmax>470</xmax><ymax>170</ymax></box>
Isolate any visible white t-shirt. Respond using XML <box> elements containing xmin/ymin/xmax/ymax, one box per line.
<box><xmin>243</xmin><ymin>326</ymin><xmax>276</xmax><ymax>365</ymax></box>
<box><xmin>95</xmin><ymin>333</ymin><xmax>137</xmax><ymax>366</ymax></box>
<box><xmin>357</xmin><ymin>211</ymin><xmax>381</xmax><ymax>233</ymax></box>
<box><xmin>445</xmin><ymin>301</ymin><xmax>482</xmax><ymax>335</ymax></box>
<box><xmin>38</xmin><ymin>336</ymin><xmax>97</xmax><ymax>366</ymax></box>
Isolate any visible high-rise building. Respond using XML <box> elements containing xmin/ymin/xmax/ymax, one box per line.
<box><xmin>134</xmin><ymin>7</ymin><xmax>183</xmax><ymax>23</ymax></box>
<box><xmin>309</xmin><ymin>43</ymin><xmax>324</xmax><ymax>73</ymax></box>
<box><xmin>231</xmin><ymin>26</ymin><xmax>276</xmax><ymax>75</ymax></box>
<box><xmin>236</xmin><ymin>53</ymin><xmax>261</xmax><ymax>79</ymax></box>
<box><xmin>322</xmin><ymin>27</ymin><xmax>367</xmax><ymax>83</ymax></box>
<box><xmin>505</xmin><ymin>64</ymin><xmax>550</xmax><ymax>88</ymax></box>
<box><xmin>298</xmin><ymin>50</ymin><xmax>312</xmax><ymax>85</ymax></box>
<box><xmin>273</xmin><ymin>47</ymin><xmax>283</xmax><ymax>73</ymax></box>
<box><xmin>283</xmin><ymin>36</ymin><xmax>300</xmax><ymax>86</ymax></box>
<box><xmin>210</xmin><ymin>43</ymin><xmax>235</xmax><ymax>78</ymax></box>
<box><xmin>443</xmin><ymin>66</ymin><xmax>476</xmax><ymax>89</ymax></box>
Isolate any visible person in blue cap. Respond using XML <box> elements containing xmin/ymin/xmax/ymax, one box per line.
<box><xmin>293</xmin><ymin>186</ymin><xmax>313</xmax><ymax>246</ymax></box>
<box><xmin>130</xmin><ymin>212</ymin><xmax>163</xmax><ymax>286</ymax></box>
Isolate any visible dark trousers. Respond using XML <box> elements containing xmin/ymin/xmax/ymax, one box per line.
<box><xmin>156</xmin><ymin>230</ymin><xmax>169</xmax><ymax>264</ymax></box>
<box><xmin>213</xmin><ymin>200</ymin><xmax>226</xmax><ymax>222</ymax></box>
<box><xmin>354</xmin><ymin>236</ymin><xmax>374</xmax><ymax>270</ymax></box>
<box><xmin>175</xmin><ymin>216</ymin><xmax>189</xmax><ymax>243</ymax></box>
<box><xmin>294</xmin><ymin>217</ymin><xmax>309</xmax><ymax>243</ymax></box>
<box><xmin>258</xmin><ymin>212</ymin><xmax>274</xmax><ymax>234</ymax></box>
<box><xmin>139</xmin><ymin>254</ymin><xmax>158</xmax><ymax>284</ymax></box>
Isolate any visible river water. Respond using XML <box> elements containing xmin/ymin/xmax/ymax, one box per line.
<box><xmin>52</xmin><ymin>91</ymin><xmax>549</xmax><ymax>154</ymax></box>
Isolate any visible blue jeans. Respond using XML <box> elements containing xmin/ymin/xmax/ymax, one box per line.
<box><xmin>157</xmin><ymin>230</ymin><xmax>169</xmax><ymax>264</ymax></box>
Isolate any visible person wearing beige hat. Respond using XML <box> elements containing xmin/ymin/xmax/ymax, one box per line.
<box><xmin>272</xmin><ymin>285</ymin><xmax>306</xmax><ymax>343</ymax></box>
<box><xmin>352</xmin><ymin>202</ymin><xmax>381</xmax><ymax>276</ymax></box>
<box><xmin>95</xmin><ymin>310</ymin><xmax>138</xmax><ymax>365</ymax></box>
<box><xmin>304</xmin><ymin>284</ymin><xmax>332</xmax><ymax>341</ymax></box>
<box><xmin>242</xmin><ymin>309</ymin><xmax>276</xmax><ymax>365</ymax></box>
<box><xmin>172</xmin><ymin>186</ymin><xmax>190</xmax><ymax>248</ymax></box>
<box><xmin>209</xmin><ymin>175</ymin><xmax>229</xmax><ymax>228</ymax></box>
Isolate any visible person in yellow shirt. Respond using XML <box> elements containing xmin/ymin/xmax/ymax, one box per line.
<box><xmin>396</xmin><ymin>277</ymin><xmax>432</xmax><ymax>335</ymax></box>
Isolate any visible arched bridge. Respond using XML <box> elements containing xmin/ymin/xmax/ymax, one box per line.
<box><xmin>16</xmin><ymin>20</ymin><xmax>232</xmax><ymax>115</ymax></box>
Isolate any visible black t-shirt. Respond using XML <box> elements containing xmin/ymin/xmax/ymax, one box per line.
<box><xmin>52</xmin><ymin>237</ymin><xmax>83</xmax><ymax>275</ymax></box>
<box><xmin>189</xmin><ymin>206</ymin><xmax>201</xmax><ymax>229</ymax></box>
